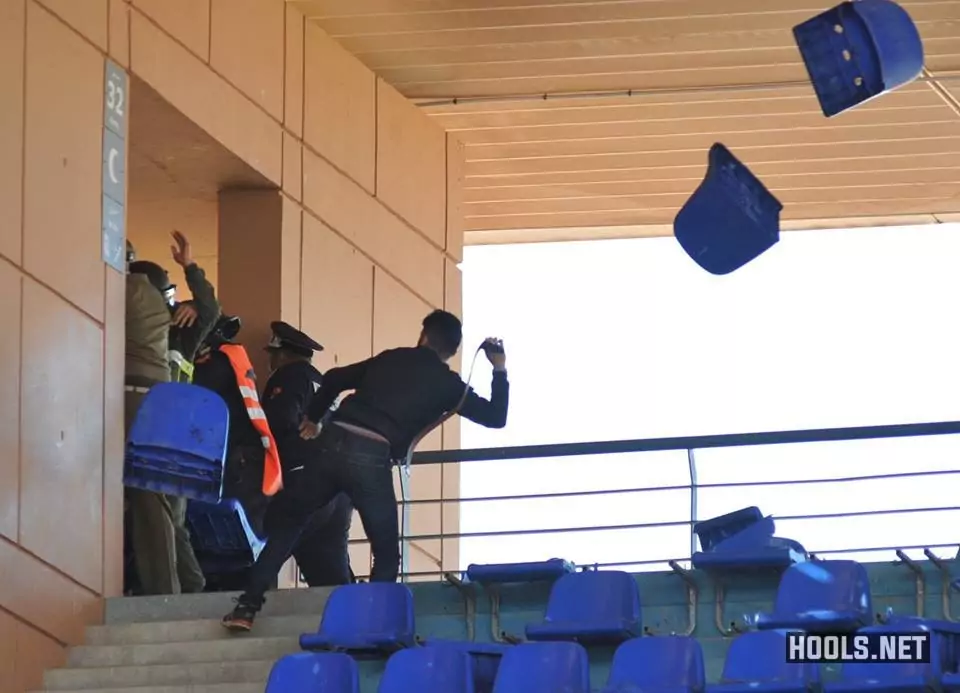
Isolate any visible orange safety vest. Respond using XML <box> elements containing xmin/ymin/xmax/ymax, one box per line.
<box><xmin>219</xmin><ymin>344</ymin><xmax>283</xmax><ymax>496</ymax></box>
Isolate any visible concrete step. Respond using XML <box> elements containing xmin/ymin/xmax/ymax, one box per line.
<box><xmin>34</xmin><ymin>685</ymin><xmax>264</xmax><ymax>693</ymax></box>
<box><xmin>43</xmin><ymin>659</ymin><xmax>275</xmax><ymax>690</ymax></box>
<box><xmin>85</xmin><ymin>615</ymin><xmax>318</xmax><ymax>646</ymax></box>
<box><xmin>104</xmin><ymin>587</ymin><xmax>334</xmax><ymax>624</ymax></box>
<box><xmin>67</xmin><ymin>635</ymin><xmax>300</xmax><ymax>668</ymax></box>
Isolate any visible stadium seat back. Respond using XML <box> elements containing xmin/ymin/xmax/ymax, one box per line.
<box><xmin>673</xmin><ymin>143</ymin><xmax>782</xmax><ymax>276</ymax></box>
<box><xmin>124</xmin><ymin>382</ymin><xmax>229</xmax><ymax>502</ymax></box>
<box><xmin>721</xmin><ymin>631</ymin><xmax>820</xmax><ymax>684</ymax></box>
<box><xmin>300</xmin><ymin>583</ymin><xmax>416</xmax><ymax>652</ymax></box>
<box><xmin>378</xmin><ymin>647</ymin><xmax>475</xmax><ymax>693</ymax></box>
<box><xmin>465</xmin><ymin>558</ymin><xmax>575</xmax><ymax>585</ymax></box>
<box><xmin>525</xmin><ymin>570</ymin><xmax>642</xmax><ymax>644</ymax></box>
<box><xmin>759</xmin><ymin>560</ymin><xmax>872</xmax><ymax>632</ymax></box>
<box><xmin>840</xmin><ymin>625</ymin><xmax>942</xmax><ymax>682</ymax></box>
<box><xmin>605</xmin><ymin>636</ymin><xmax>705</xmax><ymax>691</ymax></box>
<box><xmin>265</xmin><ymin>652</ymin><xmax>359</xmax><ymax>693</ymax></box>
<box><xmin>492</xmin><ymin>642</ymin><xmax>590</xmax><ymax>693</ymax></box>
<box><xmin>793</xmin><ymin>0</ymin><xmax>923</xmax><ymax>117</ymax></box>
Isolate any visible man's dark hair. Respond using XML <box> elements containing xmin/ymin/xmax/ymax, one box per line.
<box><xmin>128</xmin><ymin>260</ymin><xmax>171</xmax><ymax>294</ymax></box>
<box><xmin>421</xmin><ymin>310</ymin><xmax>462</xmax><ymax>357</ymax></box>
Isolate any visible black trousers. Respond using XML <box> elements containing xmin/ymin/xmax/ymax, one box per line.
<box><xmin>240</xmin><ymin>424</ymin><xmax>397</xmax><ymax>605</ymax></box>
<box><xmin>293</xmin><ymin>492</ymin><xmax>354</xmax><ymax>587</ymax></box>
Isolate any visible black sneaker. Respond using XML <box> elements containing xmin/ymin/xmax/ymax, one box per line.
<box><xmin>221</xmin><ymin>597</ymin><xmax>262</xmax><ymax>633</ymax></box>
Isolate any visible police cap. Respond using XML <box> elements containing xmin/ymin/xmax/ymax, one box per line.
<box><xmin>265</xmin><ymin>321</ymin><xmax>323</xmax><ymax>358</ymax></box>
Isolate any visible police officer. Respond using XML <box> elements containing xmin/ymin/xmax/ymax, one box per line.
<box><xmin>258</xmin><ymin>323</ymin><xmax>355</xmax><ymax>585</ymax></box>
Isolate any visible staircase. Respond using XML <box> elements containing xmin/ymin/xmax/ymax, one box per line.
<box><xmin>35</xmin><ymin>589</ymin><xmax>334</xmax><ymax>693</ymax></box>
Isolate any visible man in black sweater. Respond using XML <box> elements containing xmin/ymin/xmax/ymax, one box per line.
<box><xmin>222</xmin><ymin>309</ymin><xmax>509</xmax><ymax>632</ymax></box>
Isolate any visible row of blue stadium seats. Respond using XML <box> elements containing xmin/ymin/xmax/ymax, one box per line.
<box><xmin>295</xmin><ymin>558</ymin><xmax>880</xmax><ymax>653</ymax></box>
<box><xmin>268</xmin><ymin>625</ymin><xmax>960</xmax><ymax>693</ymax></box>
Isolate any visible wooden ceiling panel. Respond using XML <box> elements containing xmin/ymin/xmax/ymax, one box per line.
<box><xmin>288</xmin><ymin>0</ymin><xmax>960</xmax><ymax>240</ymax></box>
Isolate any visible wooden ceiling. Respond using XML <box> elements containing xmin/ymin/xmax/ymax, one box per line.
<box><xmin>289</xmin><ymin>0</ymin><xmax>960</xmax><ymax>243</ymax></box>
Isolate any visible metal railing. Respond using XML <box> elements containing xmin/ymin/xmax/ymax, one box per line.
<box><xmin>342</xmin><ymin>420</ymin><xmax>960</xmax><ymax>582</ymax></box>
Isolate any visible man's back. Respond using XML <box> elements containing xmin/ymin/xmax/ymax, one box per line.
<box><xmin>329</xmin><ymin>346</ymin><xmax>507</xmax><ymax>457</ymax></box>
<box><xmin>125</xmin><ymin>273</ymin><xmax>171</xmax><ymax>383</ymax></box>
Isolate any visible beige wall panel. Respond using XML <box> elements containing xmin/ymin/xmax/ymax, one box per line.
<box><xmin>130</xmin><ymin>0</ymin><xmax>210</xmax><ymax>61</ymax></box>
<box><xmin>130</xmin><ymin>11</ymin><xmax>282</xmax><ymax>185</ymax></box>
<box><xmin>37</xmin><ymin>0</ymin><xmax>107</xmax><ymax>50</ymax></box>
<box><xmin>300</xmin><ymin>214</ymin><xmax>374</xmax><ymax>373</ymax></box>
<box><xmin>0</xmin><ymin>0</ymin><xmax>24</xmax><ymax>266</ymax></box>
<box><xmin>284</xmin><ymin>4</ymin><xmax>304</xmax><ymax>137</ymax></box>
<box><xmin>107</xmin><ymin>0</ymin><xmax>130</xmax><ymax>67</ymax></box>
<box><xmin>303</xmin><ymin>148</ymin><xmax>444</xmax><ymax>307</ymax></box>
<box><xmin>210</xmin><ymin>0</ymin><xmax>285</xmax><ymax>121</ymax></box>
<box><xmin>0</xmin><ymin>264</ymin><xmax>21</xmax><ymax>542</ymax></box>
<box><xmin>23</xmin><ymin>3</ymin><xmax>105</xmax><ymax>321</ymax></box>
<box><xmin>303</xmin><ymin>21</ymin><xmax>376</xmax><ymax>193</ymax></box>
<box><xmin>445</xmin><ymin>134</ymin><xmax>465</xmax><ymax>262</ymax></box>
<box><xmin>283</xmin><ymin>132</ymin><xmax>303</xmax><ymax>202</ymax></box>
<box><xmin>376</xmin><ymin>79</ymin><xmax>446</xmax><ymax>248</ymax></box>
<box><xmin>20</xmin><ymin>279</ymin><xmax>104</xmax><ymax>592</ymax></box>
<box><xmin>0</xmin><ymin>610</ymin><xmax>67</xmax><ymax>693</ymax></box>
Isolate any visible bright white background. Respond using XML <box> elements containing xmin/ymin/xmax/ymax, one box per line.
<box><xmin>455</xmin><ymin>224</ymin><xmax>960</xmax><ymax>571</ymax></box>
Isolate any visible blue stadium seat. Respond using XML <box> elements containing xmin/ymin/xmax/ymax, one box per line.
<box><xmin>793</xmin><ymin>0</ymin><xmax>924</xmax><ymax>118</ymax></box>
<box><xmin>525</xmin><ymin>570</ymin><xmax>642</xmax><ymax>645</ymax></box>
<box><xmin>265</xmin><ymin>652</ymin><xmax>359</xmax><ymax>693</ymax></box>
<box><xmin>673</xmin><ymin>143</ymin><xmax>783</xmax><ymax>276</ymax></box>
<box><xmin>826</xmin><ymin>624</ymin><xmax>941</xmax><ymax>693</ymax></box>
<box><xmin>465</xmin><ymin>559</ymin><xmax>575</xmax><ymax>585</ymax></box>
<box><xmin>300</xmin><ymin>583</ymin><xmax>416</xmax><ymax>653</ymax></box>
<box><xmin>186</xmin><ymin>499</ymin><xmax>265</xmax><ymax>575</ymax></box>
<box><xmin>707</xmin><ymin>631</ymin><xmax>820</xmax><ymax>693</ymax></box>
<box><xmin>422</xmin><ymin>641</ymin><xmax>511</xmax><ymax>693</ymax></box>
<box><xmin>692</xmin><ymin>511</ymin><xmax>807</xmax><ymax>572</ymax></box>
<box><xmin>492</xmin><ymin>642</ymin><xmax>590</xmax><ymax>693</ymax></box>
<box><xmin>123</xmin><ymin>382</ymin><xmax>229</xmax><ymax>503</ymax></box>
<box><xmin>601</xmin><ymin>636</ymin><xmax>705</xmax><ymax>693</ymax></box>
<box><xmin>695</xmin><ymin>507</ymin><xmax>766</xmax><ymax>552</ymax></box>
<box><xmin>378</xmin><ymin>647</ymin><xmax>475</xmax><ymax>693</ymax></box>
<box><xmin>756</xmin><ymin>560</ymin><xmax>873</xmax><ymax>632</ymax></box>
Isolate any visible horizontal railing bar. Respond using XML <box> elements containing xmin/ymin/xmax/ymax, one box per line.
<box><xmin>350</xmin><ymin>504</ymin><xmax>960</xmax><ymax>544</ymax></box>
<box><xmin>400</xmin><ymin>468</ymin><xmax>960</xmax><ymax>506</ymax></box>
<box><xmin>412</xmin><ymin>420</ymin><xmax>960</xmax><ymax>465</ymax></box>
<box><xmin>354</xmin><ymin>542</ymin><xmax>960</xmax><ymax>581</ymax></box>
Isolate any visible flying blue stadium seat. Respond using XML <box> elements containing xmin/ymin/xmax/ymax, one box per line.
<box><xmin>707</xmin><ymin>631</ymin><xmax>820</xmax><ymax>693</ymax></box>
<box><xmin>465</xmin><ymin>558</ymin><xmax>575</xmax><ymax>585</ymax></box>
<box><xmin>492</xmin><ymin>642</ymin><xmax>590</xmax><ymax>693</ymax></box>
<box><xmin>793</xmin><ymin>0</ymin><xmax>924</xmax><ymax>118</ymax></box>
<box><xmin>525</xmin><ymin>570</ymin><xmax>642</xmax><ymax>645</ymax></box>
<box><xmin>673</xmin><ymin>143</ymin><xmax>783</xmax><ymax>276</ymax></box>
<box><xmin>378</xmin><ymin>647</ymin><xmax>475</xmax><ymax>693</ymax></box>
<box><xmin>692</xmin><ymin>513</ymin><xmax>807</xmax><ymax>572</ymax></box>
<box><xmin>756</xmin><ymin>560</ymin><xmax>873</xmax><ymax>633</ymax></box>
<box><xmin>826</xmin><ymin>624</ymin><xmax>941</xmax><ymax>693</ymax></box>
<box><xmin>422</xmin><ymin>641</ymin><xmax>511</xmax><ymax>693</ymax></box>
<box><xmin>265</xmin><ymin>652</ymin><xmax>359</xmax><ymax>693</ymax></box>
<box><xmin>123</xmin><ymin>382</ymin><xmax>229</xmax><ymax>503</ymax></box>
<box><xmin>299</xmin><ymin>583</ymin><xmax>416</xmax><ymax>654</ymax></box>
<box><xmin>186</xmin><ymin>499</ymin><xmax>265</xmax><ymax>574</ymax></box>
<box><xmin>601</xmin><ymin>636</ymin><xmax>705</xmax><ymax>693</ymax></box>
